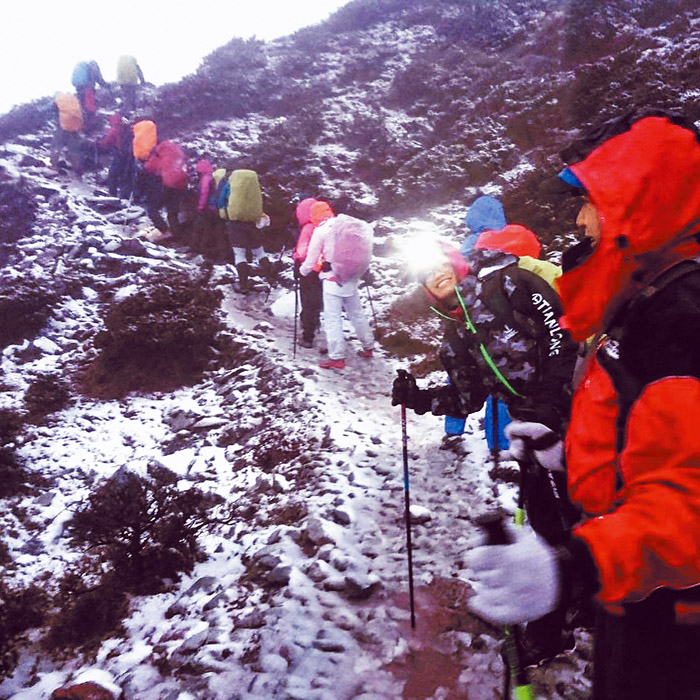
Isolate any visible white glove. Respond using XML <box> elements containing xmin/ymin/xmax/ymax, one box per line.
<box><xmin>466</xmin><ymin>527</ymin><xmax>559</xmax><ymax>625</ymax></box>
<box><xmin>505</xmin><ymin>421</ymin><xmax>564</xmax><ymax>471</ymax></box>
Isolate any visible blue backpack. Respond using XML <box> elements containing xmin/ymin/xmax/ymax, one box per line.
<box><xmin>211</xmin><ymin>173</ymin><xmax>231</xmax><ymax>212</ymax></box>
<box><xmin>71</xmin><ymin>62</ymin><xmax>91</xmax><ymax>88</ymax></box>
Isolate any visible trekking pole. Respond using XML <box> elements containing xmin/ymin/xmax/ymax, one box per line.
<box><xmin>364</xmin><ymin>283</ymin><xmax>381</xmax><ymax>340</ymax></box>
<box><xmin>490</xmin><ymin>396</ymin><xmax>501</xmax><ymax>471</ymax></box>
<box><xmin>478</xmin><ymin>514</ymin><xmax>535</xmax><ymax>700</ymax></box>
<box><xmin>398</xmin><ymin>371</ymin><xmax>417</xmax><ymax>629</ymax></box>
<box><xmin>293</xmin><ymin>277</ymin><xmax>299</xmax><ymax>359</ymax></box>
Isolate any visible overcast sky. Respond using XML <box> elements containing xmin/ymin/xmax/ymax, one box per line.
<box><xmin>0</xmin><ymin>0</ymin><xmax>350</xmax><ymax>115</ymax></box>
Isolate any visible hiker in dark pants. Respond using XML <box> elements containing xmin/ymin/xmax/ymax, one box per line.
<box><xmin>467</xmin><ymin>111</ymin><xmax>700</xmax><ymax>700</ymax></box>
<box><xmin>225</xmin><ymin>169</ymin><xmax>273</xmax><ymax>292</ymax></box>
<box><xmin>293</xmin><ymin>197</ymin><xmax>324</xmax><ymax>348</ymax></box>
<box><xmin>142</xmin><ymin>140</ymin><xmax>188</xmax><ymax>241</ymax></box>
<box><xmin>191</xmin><ymin>160</ymin><xmax>226</xmax><ymax>259</ymax></box>
<box><xmin>392</xmin><ymin>234</ymin><xmax>580</xmax><ymax>665</ymax></box>
<box><xmin>116</xmin><ymin>55</ymin><xmax>146</xmax><ymax>115</ymax></box>
<box><xmin>98</xmin><ymin>113</ymin><xmax>134</xmax><ymax>199</ymax></box>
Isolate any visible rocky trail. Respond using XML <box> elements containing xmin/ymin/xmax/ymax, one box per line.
<box><xmin>0</xmin><ymin>132</ymin><xmax>593</xmax><ymax>700</ymax></box>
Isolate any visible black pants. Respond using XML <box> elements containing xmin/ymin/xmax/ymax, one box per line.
<box><xmin>593</xmin><ymin>590</ymin><xmax>700</xmax><ymax>700</ymax></box>
<box><xmin>107</xmin><ymin>151</ymin><xmax>134</xmax><ymax>199</ymax></box>
<box><xmin>192</xmin><ymin>212</ymin><xmax>227</xmax><ymax>259</ymax></box>
<box><xmin>143</xmin><ymin>172</ymin><xmax>183</xmax><ymax>234</ymax></box>
<box><xmin>298</xmin><ymin>269</ymin><xmax>322</xmax><ymax>342</ymax></box>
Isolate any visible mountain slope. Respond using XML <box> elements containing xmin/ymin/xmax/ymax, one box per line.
<box><xmin>1</xmin><ymin>1</ymin><xmax>699</xmax><ymax>697</ymax></box>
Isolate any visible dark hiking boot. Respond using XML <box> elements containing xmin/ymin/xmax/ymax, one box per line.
<box><xmin>258</xmin><ymin>256</ymin><xmax>275</xmax><ymax>281</ymax></box>
<box><xmin>299</xmin><ymin>336</ymin><xmax>314</xmax><ymax>349</ymax></box>
<box><xmin>236</xmin><ymin>262</ymin><xmax>251</xmax><ymax>293</ymax></box>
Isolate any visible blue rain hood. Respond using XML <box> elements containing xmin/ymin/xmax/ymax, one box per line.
<box><xmin>464</xmin><ymin>195</ymin><xmax>507</xmax><ymax>235</ymax></box>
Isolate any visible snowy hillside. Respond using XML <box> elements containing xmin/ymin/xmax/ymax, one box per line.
<box><xmin>0</xmin><ymin>138</ymin><xmax>594</xmax><ymax>699</ymax></box>
<box><xmin>1</xmin><ymin>0</ymin><xmax>700</xmax><ymax>698</ymax></box>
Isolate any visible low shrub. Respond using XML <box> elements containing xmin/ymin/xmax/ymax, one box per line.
<box><xmin>0</xmin><ymin>448</ymin><xmax>27</xmax><ymax>499</ymax></box>
<box><xmin>0</xmin><ymin>168</ymin><xmax>37</xmax><ymax>267</ymax></box>
<box><xmin>24</xmin><ymin>374</ymin><xmax>71</xmax><ymax>419</ymax></box>
<box><xmin>43</xmin><ymin>572</ymin><xmax>127</xmax><ymax>655</ymax></box>
<box><xmin>0</xmin><ymin>279</ymin><xmax>59</xmax><ymax>350</ymax></box>
<box><xmin>82</xmin><ymin>273</ymin><xmax>224</xmax><ymax>397</ymax></box>
<box><xmin>0</xmin><ymin>408</ymin><xmax>23</xmax><ymax>445</ymax></box>
<box><xmin>66</xmin><ymin>464</ymin><xmax>225</xmax><ymax>595</ymax></box>
<box><xmin>0</xmin><ymin>578</ymin><xmax>50</xmax><ymax>678</ymax></box>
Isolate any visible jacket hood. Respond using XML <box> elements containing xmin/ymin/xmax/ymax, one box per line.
<box><xmin>557</xmin><ymin>116</ymin><xmax>700</xmax><ymax>340</ymax></box>
<box><xmin>442</xmin><ymin>241</ymin><xmax>470</xmax><ymax>281</ymax></box>
<box><xmin>195</xmin><ymin>159</ymin><xmax>213</xmax><ymax>175</ymax></box>
<box><xmin>465</xmin><ymin>195</ymin><xmax>507</xmax><ymax>234</ymax></box>
<box><xmin>310</xmin><ymin>201</ymin><xmax>335</xmax><ymax>226</ymax></box>
<box><xmin>296</xmin><ymin>197</ymin><xmax>318</xmax><ymax>226</ymax></box>
<box><xmin>473</xmin><ymin>224</ymin><xmax>541</xmax><ymax>259</ymax></box>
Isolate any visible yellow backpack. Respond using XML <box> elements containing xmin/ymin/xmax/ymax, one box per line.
<box><xmin>132</xmin><ymin>120</ymin><xmax>158</xmax><ymax>161</ymax></box>
<box><xmin>55</xmin><ymin>93</ymin><xmax>83</xmax><ymax>133</ymax></box>
<box><xmin>227</xmin><ymin>169</ymin><xmax>263</xmax><ymax>222</ymax></box>
<box><xmin>517</xmin><ymin>255</ymin><xmax>562</xmax><ymax>289</ymax></box>
<box><xmin>117</xmin><ymin>55</ymin><xmax>140</xmax><ymax>85</ymax></box>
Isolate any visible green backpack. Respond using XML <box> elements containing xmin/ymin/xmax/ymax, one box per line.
<box><xmin>227</xmin><ymin>169</ymin><xmax>263</xmax><ymax>222</ymax></box>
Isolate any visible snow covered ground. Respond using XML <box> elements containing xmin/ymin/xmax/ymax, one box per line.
<box><xmin>0</xmin><ymin>130</ymin><xmax>593</xmax><ymax>700</ymax></box>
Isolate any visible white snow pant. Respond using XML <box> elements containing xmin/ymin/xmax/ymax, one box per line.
<box><xmin>323</xmin><ymin>283</ymin><xmax>374</xmax><ymax>360</ymax></box>
<box><xmin>233</xmin><ymin>246</ymin><xmax>265</xmax><ymax>266</ymax></box>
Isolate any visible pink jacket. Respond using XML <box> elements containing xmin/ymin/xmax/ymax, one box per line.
<box><xmin>293</xmin><ymin>198</ymin><xmax>317</xmax><ymax>263</ymax></box>
<box><xmin>195</xmin><ymin>159</ymin><xmax>214</xmax><ymax>213</ymax></box>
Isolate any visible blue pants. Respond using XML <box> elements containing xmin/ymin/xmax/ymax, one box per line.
<box><xmin>444</xmin><ymin>396</ymin><xmax>511</xmax><ymax>449</ymax></box>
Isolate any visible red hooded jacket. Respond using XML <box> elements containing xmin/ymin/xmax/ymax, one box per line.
<box><xmin>558</xmin><ymin>117</ymin><xmax>700</xmax><ymax>610</ymax></box>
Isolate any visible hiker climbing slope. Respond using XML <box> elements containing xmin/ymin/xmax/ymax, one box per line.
<box><xmin>392</xmin><ymin>234</ymin><xmax>580</xmax><ymax>664</ymax></box>
<box><xmin>116</xmin><ymin>54</ymin><xmax>146</xmax><ymax>114</ymax></box>
<box><xmin>98</xmin><ymin>113</ymin><xmax>134</xmax><ymax>199</ymax></box>
<box><xmin>225</xmin><ymin>169</ymin><xmax>273</xmax><ymax>292</ymax></box>
<box><xmin>142</xmin><ymin>139</ymin><xmax>188</xmax><ymax>241</ymax></box>
<box><xmin>293</xmin><ymin>197</ymin><xmax>324</xmax><ymax>349</ymax></box>
<box><xmin>71</xmin><ymin>59</ymin><xmax>108</xmax><ymax>132</ymax></box>
<box><xmin>51</xmin><ymin>92</ymin><xmax>85</xmax><ymax>175</ymax></box>
<box><xmin>300</xmin><ymin>203</ymin><xmax>375</xmax><ymax>370</ymax></box>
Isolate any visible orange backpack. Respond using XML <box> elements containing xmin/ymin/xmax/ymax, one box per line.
<box><xmin>132</xmin><ymin>120</ymin><xmax>157</xmax><ymax>161</ymax></box>
<box><xmin>55</xmin><ymin>93</ymin><xmax>83</xmax><ymax>133</ymax></box>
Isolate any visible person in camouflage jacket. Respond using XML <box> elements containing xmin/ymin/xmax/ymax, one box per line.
<box><xmin>392</xmin><ymin>240</ymin><xmax>577</xmax><ymax>443</ymax></box>
<box><xmin>392</xmin><ymin>234</ymin><xmax>581</xmax><ymax>664</ymax></box>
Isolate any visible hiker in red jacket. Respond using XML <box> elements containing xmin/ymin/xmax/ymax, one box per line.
<box><xmin>467</xmin><ymin>111</ymin><xmax>700</xmax><ymax>700</ymax></box>
<box><xmin>142</xmin><ymin>141</ymin><xmax>188</xmax><ymax>241</ymax></box>
<box><xmin>293</xmin><ymin>197</ymin><xmax>324</xmax><ymax>348</ymax></box>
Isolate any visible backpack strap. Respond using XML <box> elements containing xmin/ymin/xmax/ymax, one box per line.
<box><xmin>599</xmin><ymin>257</ymin><xmax>700</xmax><ymax>457</ymax></box>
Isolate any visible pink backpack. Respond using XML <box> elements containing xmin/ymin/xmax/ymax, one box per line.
<box><xmin>327</xmin><ymin>214</ymin><xmax>373</xmax><ymax>283</ymax></box>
